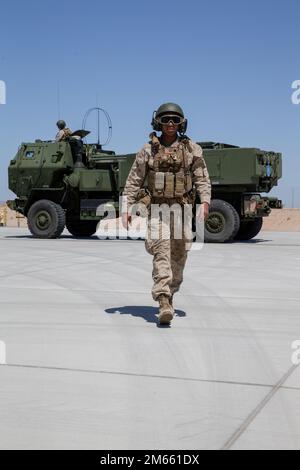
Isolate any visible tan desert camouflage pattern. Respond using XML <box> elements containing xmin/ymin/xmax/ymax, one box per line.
<box><xmin>55</xmin><ymin>128</ymin><xmax>72</xmax><ymax>142</ymax></box>
<box><xmin>123</xmin><ymin>138</ymin><xmax>211</xmax><ymax>208</ymax></box>
<box><xmin>123</xmin><ymin>137</ymin><xmax>211</xmax><ymax>302</ymax></box>
<box><xmin>145</xmin><ymin>200</ymin><xmax>193</xmax><ymax>300</ymax></box>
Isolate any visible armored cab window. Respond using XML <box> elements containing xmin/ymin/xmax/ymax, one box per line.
<box><xmin>25</xmin><ymin>151</ymin><xmax>35</xmax><ymax>159</ymax></box>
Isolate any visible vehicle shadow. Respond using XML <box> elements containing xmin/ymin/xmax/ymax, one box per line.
<box><xmin>105</xmin><ymin>305</ymin><xmax>186</xmax><ymax>327</ymax></box>
<box><xmin>3</xmin><ymin>235</ymin><xmax>144</xmax><ymax>241</ymax></box>
<box><xmin>233</xmin><ymin>238</ymin><xmax>272</xmax><ymax>244</ymax></box>
<box><xmin>2</xmin><ymin>235</ymin><xmax>274</xmax><ymax>244</ymax></box>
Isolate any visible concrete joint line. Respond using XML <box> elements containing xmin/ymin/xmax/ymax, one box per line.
<box><xmin>221</xmin><ymin>363</ymin><xmax>299</xmax><ymax>450</ymax></box>
<box><xmin>0</xmin><ymin>362</ymin><xmax>274</xmax><ymax>389</ymax></box>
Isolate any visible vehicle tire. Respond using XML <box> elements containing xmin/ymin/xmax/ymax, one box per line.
<box><xmin>235</xmin><ymin>217</ymin><xmax>263</xmax><ymax>241</ymax></box>
<box><xmin>204</xmin><ymin>199</ymin><xmax>240</xmax><ymax>243</ymax></box>
<box><xmin>66</xmin><ymin>219</ymin><xmax>98</xmax><ymax>237</ymax></box>
<box><xmin>27</xmin><ymin>200</ymin><xmax>66</xmax><ymax>239</ymax></box>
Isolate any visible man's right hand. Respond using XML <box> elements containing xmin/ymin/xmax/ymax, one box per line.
<box><xmin>121</xmin><ymin>213</ymin><xmax>132</xmax><ymax>229</ymax></box>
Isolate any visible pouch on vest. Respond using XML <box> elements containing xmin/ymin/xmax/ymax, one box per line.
<box><xmin>175</xmin><ymin>173</ymin><xmax>185</xmax><ymax>197</ymax></box>
<box><xmin>185</xmin><ymin>173</ymin><xmax>192</xmax><ymax>193</ymax></box>
<box><xmin>164</xmin><ymin>173</ymin><xmax>175</xmax><ymax>198</ymax></box>
<box><xmin>63</xmin><ymin>128</ymin><xmax>72</xmax><ymax>139</ymax></box>
<box><xmin>151</xmin><ymin>171</ymin><xmax>164</xmax><ymax>196</ymax></box>
<box><xmin>136</xmin><ymin>189</ymin><xmax>151</xmax><ymax>208</ymax></box>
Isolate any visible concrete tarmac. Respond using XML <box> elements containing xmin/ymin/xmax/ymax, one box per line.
<box><xmin>0</xmin><ymin>227</ymin><xmax>300</xmax><ymax>450</ymax></box>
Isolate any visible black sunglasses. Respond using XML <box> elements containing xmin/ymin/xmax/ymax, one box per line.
<box><xmin>158</xmin><ymin>115</ymin><xmax>183</xmax><ymax>125</ymax></box>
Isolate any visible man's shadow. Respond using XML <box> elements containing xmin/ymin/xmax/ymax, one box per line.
<box><xmin>105</xmin><ymin>305</ymin><xmax>186</xmax><ymax>327</ymax></box>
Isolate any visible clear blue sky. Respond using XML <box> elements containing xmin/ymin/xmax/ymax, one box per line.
<box><xmin>0</xmin><ymin>0</ymin><xmax>299</xmax><ymax>206</ymax></box>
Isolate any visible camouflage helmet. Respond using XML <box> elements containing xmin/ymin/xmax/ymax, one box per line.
<box><xmin>156</xmin><ymin>102</ymin><xmax>185</xmax><ymax>119</ymax></box>
<box><xmin>56</xmin><ymin>120</ymin><xmax>66</xmax><ymax>130</ymax></box>
<box><xmin>151</xmin><ymin>102</ymin><xmax>187</xmax><ymax>134</ymax></box>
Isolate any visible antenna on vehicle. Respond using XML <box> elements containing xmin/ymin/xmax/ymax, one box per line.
<box><xmin>57</xmin><ymin>81</ymin><xmax>61</xmax><ymax>119</ymax></box>
<box><xmin>82</xmin><ymin>107</ymin><xmax>112</xmax><ymax>149</ymax></box>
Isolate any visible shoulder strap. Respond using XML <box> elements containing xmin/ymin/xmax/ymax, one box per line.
<box><xmin>178</xmin><ymin>136</ymin><xmax>191</xmax><ymax>174</ymax></box>
<box><xmin>149</xmin><ymin>132</ymin><xmax>160</xmax><ymax>153</ymax></box>
<box><xmin>149</xmin><ymin>132</ymin><xmax>161</xmax><ymax>171</ymax></box>
<box><xmin>179</xmin><ymin>134</ymin><xmax>193</xmax><ymax>153</ymax></box>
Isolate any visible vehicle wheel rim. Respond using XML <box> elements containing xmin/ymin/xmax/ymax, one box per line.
<box><xmin>36</xmin><ymin>210</ymin><xmax>52</xmax><ymax>230</ymax></box>
<box><xmin>205</xmin><ymin>212</ymin><xmax>225</xmax><ymax>234</ymax></box>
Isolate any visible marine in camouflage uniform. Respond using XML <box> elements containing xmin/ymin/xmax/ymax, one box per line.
<box><xmin>123</xmin><ymin>103</ymin><xmax>211</xmax><ymax>325</ymax></box>
<box><xmin>55</xmin><ymin>120</ymin><xmax>72</xmax><ymax>142</ymax></box>
<box><xmin>55</xmin><ymin>120</ymin><xmax>85</xmax><ymax>168</ymax></box>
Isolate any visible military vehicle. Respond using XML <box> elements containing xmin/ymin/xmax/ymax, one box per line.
<box><xmin>7</xmin><ymin>138</ymin><xmax>282</xmax><ymax>242</ymax></box>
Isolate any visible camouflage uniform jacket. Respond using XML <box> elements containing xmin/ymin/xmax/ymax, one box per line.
<box><xmin>55</xmin><ymin>128</ymin><xmax>72</xmax><ymax>142</ymax></box>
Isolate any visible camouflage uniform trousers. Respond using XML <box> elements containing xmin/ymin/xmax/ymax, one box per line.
<box><xmin>145</xmin><ymin>198</ymin><xmax>193</xmax><ymax>301</ymax></box>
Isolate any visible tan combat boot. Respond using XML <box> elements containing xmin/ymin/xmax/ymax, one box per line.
<box><xmin>169</xmin><ymin>295</ymin><xmax>174</xmax><ymax>314</ymax></box>
<box><xmin>158</xmin><ymin>295</ymin><xmax>173</xmax><ymax>325</ymax></box>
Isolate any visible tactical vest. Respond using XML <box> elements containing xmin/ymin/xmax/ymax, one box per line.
<box><xmin>62</xmin><ymin>128</ymin><xmax>72</xmax><ymax>140</ymax></box>
<box><xmin>147</xmin><ymin>133</ymin><xmax>193</xmax><ymax>199</ymax></box>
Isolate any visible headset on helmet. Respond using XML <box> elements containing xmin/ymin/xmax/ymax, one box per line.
<box><xmin>151</xmin><ymin>102</ymin><xmax>188</xmax><ymax>134</ymax></box>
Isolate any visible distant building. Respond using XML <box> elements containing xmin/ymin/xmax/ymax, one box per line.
<box><xmin>0</xmin><ymin>204</ymin><xmax>27</xmax><ymax>227</ymax></box>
